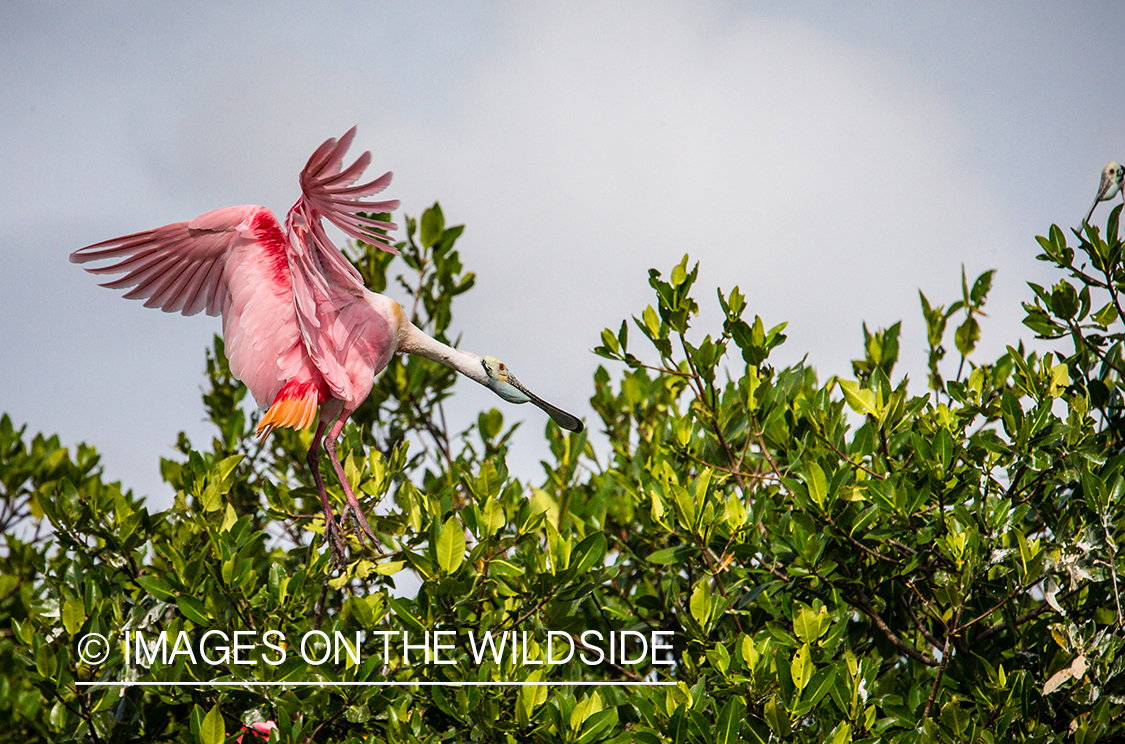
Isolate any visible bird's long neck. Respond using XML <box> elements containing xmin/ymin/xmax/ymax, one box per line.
<box><xmin>398</xmin><ymin>322</ymin><xmax>489</xmax><ymax>386</ymax></box>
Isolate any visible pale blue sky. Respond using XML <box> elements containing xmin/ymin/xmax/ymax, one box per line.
<box><xmin>2</xmin><ymin>1</ymin><xmax>1122</xmax><ymax>504</ymax></box>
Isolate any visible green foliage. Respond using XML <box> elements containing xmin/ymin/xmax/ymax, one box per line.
<box><xmin>1023</xmin><ymin>206</ymin><xmax>1125</xmax><ymax>416</ymax></box>
<box><xmin>5</xmin><ymin>202</ymin><xmax>1125</xmax><ymax>741</ymax></box>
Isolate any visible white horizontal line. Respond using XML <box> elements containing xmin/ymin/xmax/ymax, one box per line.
<box><xmin>76</xmin><ymin>680</ymin><xmax>675</xmax><ymax>687</ymax></box>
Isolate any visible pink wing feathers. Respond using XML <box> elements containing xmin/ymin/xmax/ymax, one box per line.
<box><xmin>71</xmin><ymin>205</ymin><xmax>314</xmax><ymax>411</ymax></box>
<box><xmin>284</xmin><ymin>129</ymin><xmax>402</xmax><ymax>407</ymax></box>
<box><xmin>70</xmin><ymin>128</ymin><xmax>402</xmax><ymax>430</ymax></box>
<box><xmin>292</xmin><ymin>126</ymin><xmax>400</xmax><ymax>293</ymax></box>
<box><xmin>68</xmin><ymin>205</ymin><xmax>266</xmax><ymax>317</ymax></box>
<box><xmin>219</xmin><ymin>210</ymin><xmax>316</xmax><ymax>411</ymax></box>
<box><xmin>297</xmin><ymin>126</ymin><xmax>400</xmax><ymax>255</ymax></box>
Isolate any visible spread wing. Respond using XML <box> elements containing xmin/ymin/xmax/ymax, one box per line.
<box><xmin>71</xmin><ymin>129</ymin><xmax>402</xmax><ymax>410</ymax></box>
<box><xmin>293</xmin><ymin>126</ymin><xmax>400</xmax><ymax>291</ymax></box>
<box><xmin>286</xmin><ymin>129</ymin><xmax>402</xmax><ymax>402</ymax></box>
<box><xmin>68</xmin><ymin>205</ymin><xmax>269</xmax><ymax>317</ymax></box>
<box><xmin>71</xmin><ymin>205</ymin><xmax>312</xmax><ymax>409</ymax></box>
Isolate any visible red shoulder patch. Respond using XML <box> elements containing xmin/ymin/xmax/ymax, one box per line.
<box><xmin>251</xmin><ymin>209</ymin><xmax>290</xmax><ymax>288</ymax></box>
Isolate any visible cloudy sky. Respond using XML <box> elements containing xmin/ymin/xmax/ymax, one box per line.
<box><xmin>3</xmin><ymin>1</ymin><xmax>1122</xmax><ymax>505</ymax></box>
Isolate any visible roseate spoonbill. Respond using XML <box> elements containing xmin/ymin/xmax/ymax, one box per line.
<box><xmin>1086</xmin><ymin>161</ymin><xmax>1124</xmax><ymax>224</ymax></box>
<box><xmin>70</xmin><ymin>128</ymin><xmax>583</xmax><ymax>563</ymax></box>
<box><xmin>236</xmin><ymin>721</ymin><xmax>277</xmax><ymax>742</ymax></box>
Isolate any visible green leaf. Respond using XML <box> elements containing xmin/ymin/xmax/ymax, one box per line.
<box><xmin>690</xmin><ymin>580</ymin><xmax>712</xmax><ymax>631</ymax></box>
<box><xmin>1014</xmin><ymin>528</ymin><xmax>1033</xmax><ymax>575</ymax></box>
<box><xmin>571</xmin><ymin>532</ymin><xmax>607</xmax><ymax>575</ymax></box>
<box><xmin>805</xmin><ymin>462</ymin><xmax>828</xmax><ymax>510</ymax></box>
<box><xmin>1092</xmin><ymin>301</ymin><xmax>1119</xmax><ymax>327</ymax></box>
<box><xmin>388</xmin><ymin>597</ymin><xmax>427</xmax><ymax>633</ymax></box>
<box><xmin>199</xmin><ymin>704</ymin><xmax>224</xmax><ymax>744</ymax></box>
<box><xmin>671</xmin><ymin>262</ymin><xmax>687</xmax><ymax>287</ymax></box>
<box><xmin>600</xmin><ymin>328</ymin><xmax>620</xmax><ymax>355</ymax></box>
<box><xmin>647</xmin><ymin>547</ymin><xmax>681</xmax><ymax>564</ymax></box>
<box><xmin>1050</xmin><ymin>280</ymin><xmax>1079</xmax><ymax>319</ymax></box>
<box><xmin>375</xmin><ymin>560</ymin><xmax>406</xmax><ymax>576</ymax></box>
<box><xmin>214</xmin><ymin>454</ymin><xmax>243</xmax><ymax>487</ymax></box>
<box><xmin>575</xmin><ymin>707</ymin><xmax>619</xmax><ymax>744</ymax></box>
<box><xmin>436</xmin><ymin>517</ymin><xmax>466</xmax><ymax>574</ymax></box>
<box><xmin>829</xmin><ymin>722</ymin><xmax>853</xmax><ymax>744</ymax></box>
<box><xmin>954</xmin><ymin>316</ymin><xmax>980</xmax><ymax>356</ymax></box>
<box><xmin>804</xmin><ymin>667</ymin><xmax>838</xmax><ymax>707</ymax></box>
<box><xmin>220</xmin><ymin>503</ymin><xmax>238</xmax><ymax>532</ymax></box>
<box><xmin>706</xmin><ymin>642</ymin><xmax>731</xmax><ymax>675</ymax></box>
<box><xmin>518</xmin><ymin>670</ymin><xmax>548</xmax><ymax>725</ymax></box>
<box><xmin>970</xmin><ymin>269</ymin><xmax>995</xmax><ymax>305</ymax></box>
<box><xmin>481</xmin><ymin>500</ymin><xmax>506</xmax><ymax>535</ymax></box>
<box><xmin>571</xmin><ymin>691</ymin><xmax>604</xmax><ymax>730</ymax></box>
<box><xmin>62</xmin><ymin>598</ymin><xmax>86</xmax><ymax>636</ymax></box>
<box><xmin>478</xmin><ymin>409</ymin><xmax>503</xmax><ymax>440</ymax></box>
<box><xmin>793</xmin><ymin>603</ymin><xmax>828</xmax><ymax>643</ymax></box>
<box><xmin>791</xmin><ymin>643</ymin><xmax>812</xmax><ymax>691</ymax></box>
<box><xmin>715</xmin><ymin>697</ymin><xmax>744</xmax><ymax>744</ymax></box>
<box><xmin>176</xmin><ymin>596</ymin><xmax>210</xmax><ymax>626</ymax></box>
<box><xmin>136</xmin><ymin>575</ymin><xmax>176</xmax><ymax>601</ymax></box>
<box><xmin>672</xmin><ymin>483</ymin><xmax>697</xmax><ymax>528</ymax></box>
<box><xmin>643</xmin><ymin>305</ymin><xmax>661</xmax><ymax>338</ymax></box>
<box><xmin>420</xmin><ymin>203</ymin><xmax>444</xmax><ymax>248</ymax></box>
<box><xmin>1049</xmin><ymin>362</ymin><xmax>1070</xmax><ymax>398</ymax></box>
<box><xmin>838</xmin><ymin>379</ymin><xmax>880</xmax><ymax>419</ymax></box>
<box><xmin>35</xmin><ymin>644</ymin><xmax>57</xmax><ymax>680</ymax></box>
<box><xmin>763</xmin><ymin>696</ymin><xmax>790</xmax><ymax>738</ymax></box>
<box><xmin>739</xmin><ymin>634</ymin><xmax>758</xmax><ymax>668</ymax></box>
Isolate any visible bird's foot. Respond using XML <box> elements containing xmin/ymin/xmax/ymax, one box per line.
<box><xmin>343</xmin><ymin>502</ymin><xmax>381</xmax><ymax>551</ymax></box>
<box><xmin>324</xmin><ymin>514</ymin><xmax>347</xmax><ymax>568</ymax></box>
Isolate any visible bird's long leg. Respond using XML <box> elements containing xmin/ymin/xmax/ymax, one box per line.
<box><xmin>322</xmin><ymin>411</ymin><xmax>380</xmax><ymax>549</ymax></box>
<box><xmin>307</xmin><ymin>420</ymin><xmax>346</xmax><ymax>565</ymax></box>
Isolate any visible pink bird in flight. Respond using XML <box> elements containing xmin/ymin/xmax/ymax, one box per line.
<box><xmin>71</xmin><ymin>128</ymin><xmax>582</xmax><ymax>563</ymax></box>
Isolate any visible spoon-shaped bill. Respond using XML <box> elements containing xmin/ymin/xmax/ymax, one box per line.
<box><xmin>507</xmin><ymin>376</ymin><xmax>584</xmax><ymax>432</ymax></box>
<box><xmin>481</xmin><ymin>355</ymin><xmax>583</xmax><ymax>432</ymax></box>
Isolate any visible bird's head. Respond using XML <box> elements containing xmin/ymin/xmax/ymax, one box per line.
<box><xmin>479</xmin><ymin>355</ymin><xmax>584</xmax><ymax>432</ymax></box>
<box><xmin>1086</xmin><ymin>161</ymin><xmax>1125</xmax><ymax>224</ymax></box>
<box><xmin>1097</xmin><ymin>162</ymin><xmax>1124</xmax><ymax>201</ymax></box>
<box><xmin>482</xmin><ymin>355</ymin><xmax>510</xmax><ymax>382</ymax></box>
<box><xmin>482</xmin><ymin>355</ymin><xmax>530</xmax><ymax>403</ymax></box>
<box><xmin>1104</xmin><ymin>162</ymin><xmax>1124</xmax><ymax>194</ymax></box>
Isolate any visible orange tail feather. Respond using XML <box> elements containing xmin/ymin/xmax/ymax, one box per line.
<box><xmin>256</xmin><ymin>381</ymin><xmax>320</xmax><ymax>439</ymax></box>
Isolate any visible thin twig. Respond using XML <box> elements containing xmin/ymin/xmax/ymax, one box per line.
<box><xmin>821</xmin><ymin>511</ymin><xmax>902</xmax><ymax>566</ymax></box>
<box><xmin>811</xmin><ymin>420</ymin><xmax>887</xmax><ymax>480</ymax></box>
<box><xmin>679</xmin><ymin>449</ymin><xmax>779</xmax><ymax>482</ymax></box>
<box><xmin>849</xmin><ymin>588</ymin><xmax>937</xmax><ymax>667</ymax></box>
<box><xmin>313</xmin><ymin>582</ymin><xmax>329</xmax><ymax>631</ymax></box>
<box><xmin>901</xmin><ymin>596</ymin><xmax>943</xmax><ymax>650</ymax></box>
<box><xmin>922</xmin><ymin>615</ymin><xmax>955</xmax><ymax>720</ymax></box>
